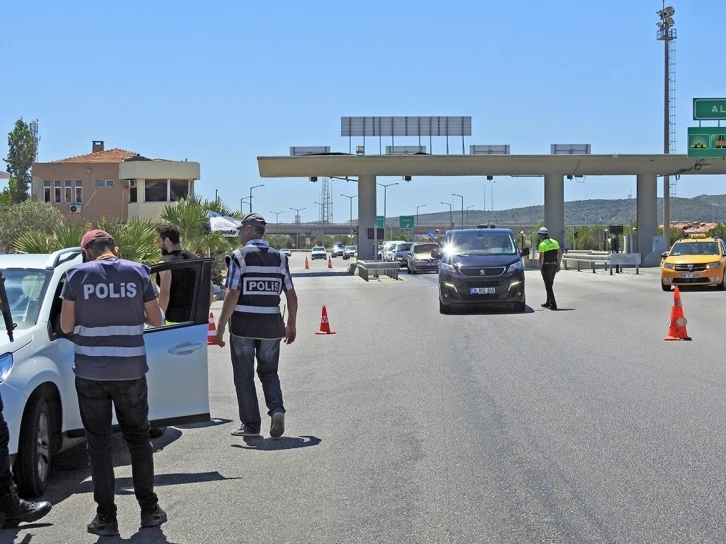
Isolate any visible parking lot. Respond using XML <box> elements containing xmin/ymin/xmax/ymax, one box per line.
<box><xmin>9</xmin><ymin>255</ymin><xmax>726</xmax><ymax>543</ymax></box>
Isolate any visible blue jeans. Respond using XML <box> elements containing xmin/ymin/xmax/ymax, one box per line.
<box><xmin>75</xmin><ymin>376</ymin><xmax>158</xmax><ymax>518</ymax></box>
<box><xmin>229</xmin><ymin>335</ymin><xmax>285</xmax><ymax>433</ymax></box>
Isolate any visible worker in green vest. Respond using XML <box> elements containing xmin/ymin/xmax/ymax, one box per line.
<box><xmin>537</xmin><ymin>227</ymin><xmax>563</xmax><ymax>310</ymax></box>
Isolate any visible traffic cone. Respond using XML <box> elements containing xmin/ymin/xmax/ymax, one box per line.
<box><xmin>305</xmin><ymin>257</ymin><xmax>309</xmax><ymax>269</ymax></box>
<box><xmin>328</xmin><ymin>256</ymin><xmax>332</xmax><ymax>269</ymax></box>
<box><xmin>665</xmin><ymin>287</ymin><xmax>692</xmax><ymax>341</ymax></box>
<box><xmin>315</xmin><ymin>305</ymin><xmax>336</xmax><ymax>335</ymax></box>
<box><xmin>207</xmin><ymin>312</ymin><xmax>218</xmax><ymax>345</ymax></box>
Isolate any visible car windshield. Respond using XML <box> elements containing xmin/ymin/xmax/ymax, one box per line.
<box><xmin>312</xmin><ymin>247</ymin><xmax>325</xmax><ymax>251</ymax></box>
<box><xmin>345</xmin><ymin>246</ymin><xmax>355</xmax><ymax>251</ymax></box>
<box><xmin>2</xmin><ymin>269</ymin><xmax>52</xmax><ymax>331</ymax></box>
<box><xmin>669</xmin><ymin>242</ymin><xmax>719</xmax><ymax>256</ymax></box>
<box><xmin>445</xmin><ymin>232</ymin><xmax>518</xmax><ymax>255</ymax></box>
<box><xmin>414</xmin><ymin>243</ymin><xmax>439</xmax><ymax>254</ymax></box>
<box><xmin>396</xmin><ymin>243</ymin><xmax>413</xmax><ymax>252</ymax></box>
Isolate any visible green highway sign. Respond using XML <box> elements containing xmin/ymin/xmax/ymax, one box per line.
<box><xmin>399</xmin><ymin>215</ymin><xmax>415</xmax><ymax>229</ymax></box>
<box><xmin>693</xmin><ymin>98</ymin><xmax>726</xmax><ymax>121</ymax></box>
<box><xmin>376</xmin><ymin>216</ymin><xmax>384</xmax><ymax>229</ymax></box>
<box><xmin>687</xmin><ymin>127</ymin><xmax>726</xmax><ymax>158</ymax></box>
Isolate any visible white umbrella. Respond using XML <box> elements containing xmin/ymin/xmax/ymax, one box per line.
<box><xmin>206</xmin><ymin>211</ymin><xmax>240</xmax><ymax>237</ymax></box>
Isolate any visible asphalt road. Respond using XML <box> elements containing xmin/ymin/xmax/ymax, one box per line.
<box><xmin>8</xmin><ymin>258</ymin><xmax>726</xmax><ymax>543</ymax></box>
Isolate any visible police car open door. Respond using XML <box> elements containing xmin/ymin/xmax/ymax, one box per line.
<box><xmin>143</xmin><ymin>259</ymin><xmax>212</xmax><ymax>427</ymax></box>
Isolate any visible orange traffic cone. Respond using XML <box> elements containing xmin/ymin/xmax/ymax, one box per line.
<box><xmin>665</xmin><ymin>286</ymin><xmax>691</xmax><ymax>341</ymax></box>
<box><xmin>315</xmin><ymin>305</ymin><xmax>336</xmax><ymax>335</ymax></box>
<box><xmin>207</xmin><ymin>312</ymin><xmax>218</xmax><ymax>345</ymax></box>
<box><xmin>305</xmin><ymin>257</ymin><xmax>309</xmax><ymax>269</ymax></box>
<box><xmin>328</xmin><ymin>256</ymin><xmax>332</xmax><ymax>269</ymax></box>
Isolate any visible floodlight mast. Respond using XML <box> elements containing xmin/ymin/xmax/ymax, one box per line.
<box><xmin>657</xmin><ymin>4</ymin><xmax>676</xmax><ymax>238</ymax></box>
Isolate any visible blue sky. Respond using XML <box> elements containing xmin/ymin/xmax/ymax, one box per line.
<box><xmin>1</xmin><ymin>0</ymin><xmax>724</xmax><ymax>223</ymax></box>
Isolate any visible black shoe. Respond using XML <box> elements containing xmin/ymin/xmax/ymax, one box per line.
<box><xmin>541</xmin><ymin>302</ymin><xmax>551</xmax><ymax>308</ymax></box>
<box><xmin>0</xmin><ymin>485</ymin><xmax>52</xmax><ymax>528</ymax></box>
<box><xmin>549</xmin><ymin>305</ymin><xmax>558</xmax><ymax>311</ymax></box>
<box><xmin>141</xmin><ymin>505</ymin><xmax>167</xmax><ymax>528</ymax></box>
<box><xmin>87</xmin><ymin>514</ymin><xmax>119</xmax><ymax>537</ymax></box>
<box><xmin>270</xmin><ymin>412</ymin><xmax>285</xmax><ymax>438</ymax></box>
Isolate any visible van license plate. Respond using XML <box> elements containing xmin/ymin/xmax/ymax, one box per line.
<box><xmin>680</xmin><ymin>273</ymin><xmax>699</xmax><ymax>279</ymax></box>
<box><xmin>470</xmin><ymin>287</ymin><xmax>495</xmax><ymax>295</ymax></box>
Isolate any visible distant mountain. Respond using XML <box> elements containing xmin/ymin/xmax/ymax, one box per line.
<box><xmin>409</xmin><ymin>194</ymin><xmax>726</xmax><ymax>226</ymax></box>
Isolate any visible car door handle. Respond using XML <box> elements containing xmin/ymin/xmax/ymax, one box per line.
<box><xmin>168</xmin><ymin>343</ymin><xmax>204</xmax><ymax>355</ymax></box>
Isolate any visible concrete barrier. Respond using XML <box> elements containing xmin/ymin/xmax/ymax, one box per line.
<box><xmin>356</xmin><ymin>260</ymin><xmax>400</xmax><ymax>282</ymax></box>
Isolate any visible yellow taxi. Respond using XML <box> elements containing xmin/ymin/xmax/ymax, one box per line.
<box><xmin>660</xmin><ymin>233</ymin><xmax>726</xmax><ymax>291</ymax></box>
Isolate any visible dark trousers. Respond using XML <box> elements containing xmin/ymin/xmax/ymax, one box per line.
<box><xmin>229</xmin><ymin>335</ymin><xmax>285</xmax><ymax>433</ymax></box>
<box><xmin>542</xmin><ymin>264</ymin><xmax>558</xmax><ymax>307</ymax></box>
<box><xmin>75</xmin><ymin>376</ymin><xmax>158</xmax><ymax>519</ymax></box>
<box><xmin>0</xmin><ymin>393</ymin><xmax>13</xmax><ymax>491</ymax></box>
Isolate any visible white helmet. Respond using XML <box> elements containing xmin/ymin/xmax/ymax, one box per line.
<box><xmin>538</xmin><ymin>227</ymin><xmax>549</xmax><ymax>235</ymax></box>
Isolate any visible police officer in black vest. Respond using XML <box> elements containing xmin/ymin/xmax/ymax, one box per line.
<box><xmin>215</xmin><ymin>213</ymin><xmax>298</xmax><ymax>438</ymax></box>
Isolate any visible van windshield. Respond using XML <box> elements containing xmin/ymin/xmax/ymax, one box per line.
<box><xmin>1</xmin><ymin>269</ymin><xmax>52</xmax><ymax>331</ymax></box>
<box><xmin>445</xmin><ymin>232</ymin><xmax>518</xmax><ymax>256</ymax></box>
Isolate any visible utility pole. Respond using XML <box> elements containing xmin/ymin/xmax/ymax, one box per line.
<box><xmin>657</xmin><ymin>5</ymin><xmax>676</xmax><ymax>243</ymax></box>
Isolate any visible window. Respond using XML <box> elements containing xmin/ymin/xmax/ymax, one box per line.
<box><xmin>129</xmin><ymin>185</ymin><xmax>137</xmax><ymax>203</ymax></box>
<box><xmin>145</xmin><ymin>179</ymin><xmax>168</xmax><ymax>202</ymax></box>
<box><xmin>96</xmin><ymin>179</ymin><xmax>114</xmax><ymax>188</ymax></box>
<box><xmin>54</xmin><ymin>180</ymin><xmax>61</xmax><ymax>204</ymax></box>
<box><xmin>74</xmin><ymin>180</ymin><xmax>83</xmax><ymax>204</ymax></box>
<box><xmin>169</xmin><ymin>180</ymin><xmax>189</xmax><ymax>201</ymax></box>
<box><xmin>43</xmin><ymin>180</ymin><xmax>51</xmax><ymax>203</ymax></box>
<box><xmin>64</xmin><ymin>180</ymin><xmax>72</xmax><ymax>203</ymax></box>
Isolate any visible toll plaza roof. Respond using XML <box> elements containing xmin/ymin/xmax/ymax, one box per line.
<box><xmin>257</xmin><ymin>154</ymin><xmax>726</xmax><ymax>178</ymax></box>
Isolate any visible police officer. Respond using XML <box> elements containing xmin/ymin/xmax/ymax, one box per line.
<box><xmin>537</xmin><ymin>227</ymin><xmax>563</xmax><ymax>310</ymax></box>
<box><xmin>60</xmin><ymin>230</ymin><xmax>167</xmax><ymax>537</ymax></box>
<box><xmin>215</xmin><ymin>213</ymin><xmax>298</xmax><ymax>439</ymax></box>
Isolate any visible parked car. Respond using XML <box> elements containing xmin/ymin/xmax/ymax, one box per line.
<box><xmin>311</xmin><ymin>246</ymin><xmax>327</xmax><ymax>260</ymax></box>
<box><xmin>434</xmin><ymin>226</ymin><xmax>529</xmax><ymax>314</ymax></box>
<box><xmin>280</xmin><ymin>248</ymin><xmax>292</xmax><ymax>257</ymax></box>
<box><xmin>406</xmin><ymin>242</ymin><xmax>441</xmax><ymax>274</ymax></box>
<box><xmin>0</xmin><ymin>248</ymin><xmax>212</xmax><ymax>498</ymax></box>
<box><xmin>342</xmin><ymin>246</ymin><xmax>357</xmax><ymax>260</ymax></box>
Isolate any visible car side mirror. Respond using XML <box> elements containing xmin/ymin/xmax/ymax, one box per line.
<box><xmin>431</xmin><ymin>248</ymin><xmax>441</xmax><ymax>259</ymax></box>
<box><xmin>521</xmin><ymin>247</ymin><xmax>530</xmax><ymax>257</ymax></box>
<box><xmin>661</xmin><ymin>252</ymin><xmax>669</xmax><ymax>259</ymax></box>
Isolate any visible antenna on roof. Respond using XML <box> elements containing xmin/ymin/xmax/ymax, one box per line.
<box><xmin>29</xmin><ymin>120</ymin><xmax>40</xmax><ymax>162</ymax></box>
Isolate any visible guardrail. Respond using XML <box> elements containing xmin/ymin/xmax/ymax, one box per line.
<box><xmin>561</xmin><ymin>252</ymin><xmax>641</xmax><ymax>275</ymax></box>
<box><xmin>356</xmin><ymin>260</ymin><xmax>400</xmax><ymax>281</ymax></box>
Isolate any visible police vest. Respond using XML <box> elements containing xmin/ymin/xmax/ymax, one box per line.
<box><xmin>538</xmin><ymin>237</ymin><xmax>560</xmax><ymax>263</ymax></box>
<box><xmin>227</xmin><ymin>246</ymin><xmax>286</xmax><ymax>339</ymax></box>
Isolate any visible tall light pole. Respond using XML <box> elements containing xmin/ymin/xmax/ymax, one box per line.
<box><xmin>377</xmin><ymin>182</ymin><xmax>399</xmax><ymax>241</ymax></box>
<box><xmin>290</xmin><ymin>207</ymin><xmax>305</xmax><ymax>249</ymax></box>
<box><xmin>249</xmin><ymin>184</ymin><xmax>264</xmax><ymax>213</ymax></box>
<box><xmin>657</xmin><ymin>5</ymin><xmax>676</xmax><ymax>243</ymax></box>
<box><xmin>452</xmin><ymin>193</ymin><xmax>464</xmax><ymax>229</ymax></box>
<box><xmin>441</xmin><ymin>202</ymin><xmax>453</xmax><ymax>231</ymax></box>
<box><xmin>416</xmin><ymin>204</ymin><xmax>426</xmax><ymax>229</ymax></box>
<box><xmin>314</xmin><ymin>201</ymin><xmax>325</xmax><ymax>241</ymax></box>
<box><xmin>341</xmin><ymin>193</ymin><xmax>357</xmax><ymax>232</ymax></box>
<box><xmin>466</xmin><ymin>205</ymin><xmax>474</xmax><ymax>227</ymax></box>
<box><xmin>270</xmin><ymin>210</ymin><xmax>285</xmax><ymax>225</ymax></box>
<box><xmin>240</xmin><ymin>196</ymin><xmax>250</xmax><ymax>213</ymax></box>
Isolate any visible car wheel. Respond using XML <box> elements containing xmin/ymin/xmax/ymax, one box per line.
<box><xmin>150</xmin><ymin>426</ymin><xmax>167</xmax><ymax>438</ymax></box>
<box><xmin>718</xmin><ymin>275</ymin><xmax>726</xmax><ymax>291</ymax></box>
<box><xmin>16</xmin><ymin>391</ymin><xmax>56</xmax><ymax>498</ymax></box>
<box><xmin>661</xmin><ymin>282</ymin><xmax>671</xmax><ymax>292</ymax></box>
<box><xmin>439</xmin><ymin>299</ymin><xmax>452</xmax><ymax>314</ymax></box>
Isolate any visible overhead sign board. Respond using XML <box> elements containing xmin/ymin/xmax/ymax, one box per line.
<box><xmin>470</xmin><ymin>145</ymin><xmax>510</xmax><ymax>155</ymax></box>
<box><xmin>385</xmin><ymin>146</ymin><xmax>427</xmax><ymax>155</ymax></box>
<box><xmin>693</xmin><ymin>98</ymin><xmax>726</xmax><ymax>121</ymax></box>
<box><xmin>290</xmin><ymin>146</ymin><xmax>331</xmax><ymax>156</ymax></box>
<box><xmin>341</xmin><ymin>116</ymin><xmax>472</xmax><ymax>137</ymax></box>
<box><xmin>376</xmin><ymin>216</ymin><xmax>384</xmax><ymax>229</ymax></box>
<box><xmin>687</xmin><ymin>127</ymin><xmax>726</xmax><ymax>158</ymax></box>
<box><xmin>550</xmin><ymin>144</ymin><xmax>591</xmax><ymax>155</ymax></box>
<box><xmin>399</xmin><ymin>215</ymin><xmax>415</xmax><ymax>229</ymax></box>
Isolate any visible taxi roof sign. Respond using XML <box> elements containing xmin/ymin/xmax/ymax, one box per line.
<box><xmin>687</xmin><ymin>233</ymin><xmax>709</xmax><ymax>239</ymax></box>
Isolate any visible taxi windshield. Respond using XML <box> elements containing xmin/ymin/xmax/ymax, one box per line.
<box><xmin>447</xmin><ymin>232</ymin><xmax>517</xmax><ymax>255</ymax></box>
<box><xmin>1</xmin><ymin>269</ymin><xmax>52</xmax><ymax>331</ymax></box>
<box><xmin>669</xmin><ymin>242</ymin><xmax>719</xmax><ymax>256</ymax></box>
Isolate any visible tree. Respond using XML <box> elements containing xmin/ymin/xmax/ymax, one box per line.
<box><xmin>0</xmin><ymin>178</ymin><xmax>18</xmax><ymax>207</ymax></box>
<box><xmin>4</xmin><ymin>118</ymin><xmax>37</xmax><ymax>203</ymax></box>
<box><xmin>0</xmin><ymin>200</ymin><xmax>64</xmax><ymax>253</ymax></box>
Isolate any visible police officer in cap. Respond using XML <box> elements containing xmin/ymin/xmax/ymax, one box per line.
<box><xmin>216</xmin><ymin>213</ymin><xmax>298</xmax><ymax>439</ymax></box>
<box><xmin>537</xmin><ymin>227</ymin><xmax>563</xmax><ymax>310</ymax></box>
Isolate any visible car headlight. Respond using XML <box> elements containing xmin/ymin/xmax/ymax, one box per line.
<box><xmin>707</xmin><ymin>262</ymin><xmax>721</xmax><ymax>269</ymax></box>
<box><xmin>440</xmin><ymin>262</ymin><xmax>456</xmax><ymax>273</ymax></box>
<box><xmin>507</xmin><ymin>260</ymin><xmax>523</xmax><ymax>273</ymax></box>
<box><xmin>663</xmin><ymin>263</ymin><xmax>674</xmax><ymax>269</ymax></box>
<box><xmin>0</xmin><ymin>353</ymin><xmax>14</xmax><ymax>384</ymax></box>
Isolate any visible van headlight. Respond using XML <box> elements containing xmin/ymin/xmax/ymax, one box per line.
<box><xmin>0</xmin><ymin>353</ymin><xmax>14</xmax><ymax>384</ymax></box>
<box><xmin>507</xmin><ymin>260</ymin><xmax>523</xmax><ymax>273</ymax></box>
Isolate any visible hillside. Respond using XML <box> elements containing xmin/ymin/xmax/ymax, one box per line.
<box><xmin>411</xmin><ymin>194</ymin><xmax>726</xmax><ymax>226</ymax></box>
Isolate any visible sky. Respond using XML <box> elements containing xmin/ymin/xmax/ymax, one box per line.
<box><xmin>1</xmin><ymin>0</ymin><xmax>725</xmax><ymax>223</ymax></box>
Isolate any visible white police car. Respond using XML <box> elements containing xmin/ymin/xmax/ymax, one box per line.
<box><xmin>0</xmin><ymin>248</ymin><xmax>212</xmax><ymax>498</ymax></box>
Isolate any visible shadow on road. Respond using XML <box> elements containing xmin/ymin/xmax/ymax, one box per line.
<box><xmin>232</xmin><ymin>435</ymin><xmax>322</xmax><ymax>451</ymax></box>
<box><xmin>174</xmin><ymin>418</ymin><xmax>232</xmax><ymax>429</ymax></box>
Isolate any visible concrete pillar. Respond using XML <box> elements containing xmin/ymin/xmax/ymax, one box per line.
<box><xmin>544</xmin><ymin>174</ymin><xmax>565</xmax><ymax>246</ymax></box>
<box><xmin>357</xmin><ymin>175</ymin><xmax>377</xmax><ymax>260</ymax></box>
<box><xmin>636</xmin><ymin>173</ymin><xmax>658</xmax><ymax>265</ymax></box>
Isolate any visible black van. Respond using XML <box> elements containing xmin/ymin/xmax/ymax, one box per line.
<box><xmin>432</xmin><ymin>226</ymin><xmax>530</xmax><ymax>314</ymax></box>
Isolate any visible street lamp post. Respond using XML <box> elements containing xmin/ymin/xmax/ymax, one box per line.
<box><xmin>416</xmin><ymin>204</ymin><xmax>426</xmax><ymax>229</ymax></box>
<box><xmin>270</xmin><ymin>210</ymin><xmax>285</xmax><ymax>225</ymax></box>
<box><xmin>314</xmin><ymin>201</ymin><xmax>325</xmax><ymax>241</ymax></box>
<box><xmin>290</xmin><ymin>207</ymin><xmax>305</xmax><ymax>249</ymax></box>
<box><xmin>240</xmin><ymin>197</ymin><xmax>250</xmax><ymax>213</ymax></box>
<box><xmin>377</xmin><ymin>182</ymin><xmax>399</xmax><ymax>241</ymax></box>
<box><xmin>341</xmin><ymin>193</ymin><xmax>357</xmax><ymax>232</ymax></box>
<box><xmin>441</xmin><ymin>202</ymin><xmax>453</xmax><ymax>231</ymax></box>
<box><xmin>452</xmin><ymin>194</ymin><xmax>464</xmax><ymax>228</ymax></box>
<box><xmin>657</xmin><ymin>5</ymin><xmax>676</xmax><ymax>243</ymax></box>
<box><xmin>248</xmin><ymin>184</ymin><xmax>264</xmax><ymax>213</ymax></box>
<box><xmin>466</xmin><ymin>205</ymin><xmax>474</xmax><ymax>227</ymax></box>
